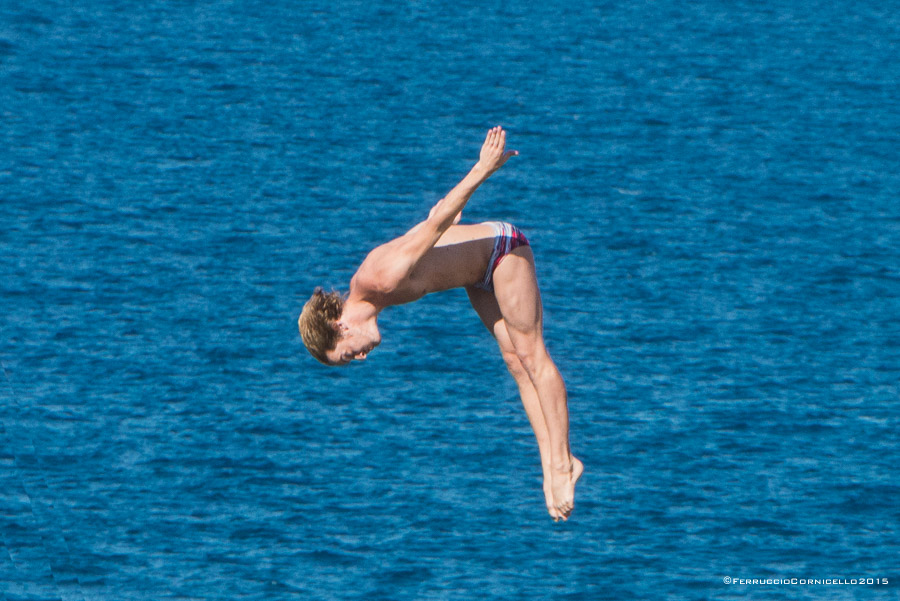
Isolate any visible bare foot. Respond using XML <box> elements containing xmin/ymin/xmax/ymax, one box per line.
<box><xmin>549</xmin><ymin>456</ymin><xmax>583</xmax><ymax>522</ymax></box>
<box><xmin>542</xmin><ymin>477</ymin><xmax>561</xmax><ymax>521</ymax></box>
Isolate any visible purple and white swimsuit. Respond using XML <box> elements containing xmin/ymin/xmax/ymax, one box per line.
<box><xmin>473</xmin><ymin>221</ymin><xmax>530</xmax><ymax>292</ymax></box>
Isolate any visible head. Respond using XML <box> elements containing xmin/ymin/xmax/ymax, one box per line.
<box><xmin>298</xmin><ymin>287</ymin><xmax>379</xmax><ymax>366</ymax></box>
<box><xmin>298</xmin><ymin>287</ymin><xmax>345</xmax><ymax>365</ymax></box>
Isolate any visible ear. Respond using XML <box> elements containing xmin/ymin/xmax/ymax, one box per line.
<box><xmin>331</xmin><ymin>320</ymin><xmax>348</xmax><ymax>333</ymax></box>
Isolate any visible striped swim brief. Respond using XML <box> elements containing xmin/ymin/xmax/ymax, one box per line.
<box><xmin>473</xmin><ymin>222</ymin><xmax>530</xmax><ymax>292</ymax></box>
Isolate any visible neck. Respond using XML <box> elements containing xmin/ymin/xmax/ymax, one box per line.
<box><xmin>341</xmin><ymin>299</ymin><xmax>379</xmax><ymax>335</ymax></box>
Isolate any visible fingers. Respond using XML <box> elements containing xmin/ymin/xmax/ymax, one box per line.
<box><xmin>480</xmin><ymin>126</ymin><xmax>517</xmax><ymax>171</ymax></box>
<box><xmin>485</xmin><ymin>126</ymin><xmax>504</xmax><ymax>147</ymax></box>
<box><xmin>484</xmin><ymin>126</ymin><xmax>497</xmax><ymax>146</ymax></box>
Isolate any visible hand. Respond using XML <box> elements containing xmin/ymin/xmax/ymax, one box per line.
<box><xmin>477</xmin><ymin>126</ymin><xmax>518</xmax><ymax>174</ymax></box>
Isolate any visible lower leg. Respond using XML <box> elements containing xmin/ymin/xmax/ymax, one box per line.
<box><xmin>522</xmin><ymin>352</ymin><xmax>583</xmax><ymax>519</ymax></box>
<box><xmin>530</xmin><ymin>358</ymin><xmax>572</xmax><ymax>469</ymax></box>
<box><xmin>505</xmin><ymin>361</ymin><xmax>558</xmax><ymax>518</ymax></box>
<box><xmin>508</xmin><ymin>349</ymin><xmax>582</xmax><ymax>521</ymax></box>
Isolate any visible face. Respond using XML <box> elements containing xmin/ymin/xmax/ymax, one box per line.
<box><xmin>325</xmin><ymin>329</ymin><xmax>379</xmax><ymax>366</ymax></box>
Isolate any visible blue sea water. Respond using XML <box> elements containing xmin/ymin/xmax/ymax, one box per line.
<box><xmin>1</xmin><ymin>0</ymin><xmax>899</xmax><ymax>599</ymax></box>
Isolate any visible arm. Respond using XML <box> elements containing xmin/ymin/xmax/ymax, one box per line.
<box><xmin>359</xmin><ymin>127</ymin><xmax>518</xmax><ymax>290</ymax></box>
<box><xmin>426</xmin><ymin>202</ymin><xmax>461</xmax><ymax>226</ymax></box>
<box><xmin>428</xmin><ymin>126</ymin><xmax>517</xmax><ymax>233</ymax></box>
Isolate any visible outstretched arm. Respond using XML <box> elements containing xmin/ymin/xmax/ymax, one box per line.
<box><xmin>426</xmin><ymin>126</ymin><xmax>517</xmax><ymax>232</ymax></box>
<box><xmin>358</xmin><ymin>127</ymin><xmax>518</xmax><ymax>290</ymax></box>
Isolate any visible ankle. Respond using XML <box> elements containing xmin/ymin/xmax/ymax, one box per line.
<box><xmin>551</xmin><ymin>460</ymin><xmax>573</xmax><ymax>473</ymax></box>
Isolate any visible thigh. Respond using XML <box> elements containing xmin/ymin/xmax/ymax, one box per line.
<box><xmin>465</xmin><ymin>285</ymin><xmax>518</xmax><ymax>355</ymax></box>
<box><xmin>490</xmin><ymin>246</ymin><xmax>544</xmax><ymax>343</ymax></box>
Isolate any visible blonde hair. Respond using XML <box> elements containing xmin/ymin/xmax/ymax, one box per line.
<box><xmin>298</xmin><ymin>287</ymin><xmax>345</xmax><ymax>364</ymax></box>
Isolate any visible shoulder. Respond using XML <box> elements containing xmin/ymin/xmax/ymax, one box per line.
<box><xmin>350</xmin><ymin>245</ymin><xmax>400</xmax><ymax>297</ymax></box>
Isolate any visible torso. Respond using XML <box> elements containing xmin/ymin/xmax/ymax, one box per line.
<box><xmin>352</xmin><ymin>222</ymin><xmax>497</xmax><ymax>308</ymax></box>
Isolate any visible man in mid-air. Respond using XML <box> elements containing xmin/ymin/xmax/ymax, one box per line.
<box><xmin>299</xmin><ymin>127</ymin><xmax>582</xmax><ymax>521</ymax></box>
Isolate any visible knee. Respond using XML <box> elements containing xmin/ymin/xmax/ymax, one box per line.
<box><xmin>513</xmin><ymin>347</ymin><xmax>540</xmax><ymax>377</ymax></box>
<box><xmin>501</xmin><ymin>350</ymin><xmax>529</xmax><ymax>380</ymax></box>
<box><xmin>513</xmin><ymin>345</ymin><xmax>552</xmax><ymax>379</ymax></box>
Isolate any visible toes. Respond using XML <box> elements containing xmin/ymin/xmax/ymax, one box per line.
<box><xmin>548</xmin><ymin>500</ymin><xmax>570</xmax><ymax>522</ymax></box>
<box><xmin>556</xmin><ymin>502</ymin><xmax>573</xmax><ymax>519</ymax></box>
